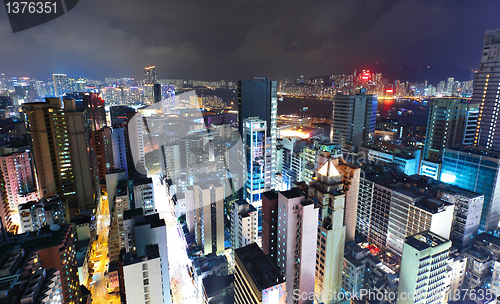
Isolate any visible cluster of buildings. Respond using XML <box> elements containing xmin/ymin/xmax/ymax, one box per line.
<box><xmin>2</xmin><ymin>27</ymin><xmax>500</xmax><ymax>304</ymax></box>
<box><xmin>277</xmin><ymin>70</ymin><xmax>474</xmax><ymax>98</ymax></box>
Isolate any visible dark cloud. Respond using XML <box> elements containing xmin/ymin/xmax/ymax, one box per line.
<box><xmin>0</xmin><ymin>0</ymin><xmax>499</xmax><ymax>82</ymax></box>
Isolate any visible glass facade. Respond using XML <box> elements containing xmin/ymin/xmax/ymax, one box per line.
<box><xmin>440</xmin><ymin>148</ymin><xmax>500</xmax><ymax>231</ymax></box>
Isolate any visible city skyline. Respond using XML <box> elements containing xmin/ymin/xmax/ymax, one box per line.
<box><xmin>1</xmin><ymin>1</ymin><xmax>500</xmax><ymax>82</ymax></box>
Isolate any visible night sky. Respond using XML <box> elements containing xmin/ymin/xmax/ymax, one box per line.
<box><xmin>1</xmin><ymin>0</ymin><xmax>500</xmax><ymax>83</ymax></box>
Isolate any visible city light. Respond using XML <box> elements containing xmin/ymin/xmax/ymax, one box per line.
<box><xmin>441</xmin><ymin>173</ymin><xmax>456</xmax><ymax>184</ymax></box>
<box><xmin>280</xmin><ymin>129</ymin><xmax>310</xmax><ymax>139</ymax></box>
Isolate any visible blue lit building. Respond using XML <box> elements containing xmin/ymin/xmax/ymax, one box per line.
<box><xmin>238</xmin><ymin>78</ymin><xmax>277</xmax><ymax>189</ymax></box>
<box><xmin>440</xmin><ymin>146</ymin><xmax>500</xmax><ymax>231</ymax></box>
<box><xmin>243</xmin><ymin>118</ymin><xmax>268</xmax><ymax>208</ymax></box>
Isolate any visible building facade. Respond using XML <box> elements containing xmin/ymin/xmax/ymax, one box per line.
<box><xmin>330</xmin><ymin>93</ymin><xmax>377</xmax><ymax>148</ymax></box>
<box><xmin>396</xmin><ymin>231</ymin><xmax>451</xmax><ymax>304</ymax></box>
<box><xmin>473</xmin><ymin>29</ymin><xmax>500</xmax><ymax>150</ymax></box>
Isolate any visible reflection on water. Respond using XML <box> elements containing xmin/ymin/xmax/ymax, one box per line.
<box><xmin>278</xmin><ymin>97</ymin><xmax>430</xmax><ymax>126</ymax></box>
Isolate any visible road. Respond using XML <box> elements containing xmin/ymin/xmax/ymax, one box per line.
<box><xmin>89</xmin><ymin>191</ymin><xmax>120</xmax><ymax>304</ymax></box>
<box><xmin>152</xmin><ymin>175</ymin><xmax>201</xmax><ymax>304</ymax></box>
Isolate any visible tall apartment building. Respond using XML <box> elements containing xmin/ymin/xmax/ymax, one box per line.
<box><xmin>144</xmin><ymin>66</ymin><xmax>157</xmax><ymax>85</ymax></box>
<box><xmin>231</xmin><ymin>200</ymin><xmax>258</xmax><ymax>250</ymax></box>
<box><xmin>63</xmin><ymin>99</ymin><xmax>98</xmax><ymax>211</ymax></box>
<box><xmin>0</xmin><ymin>149</ymin><xmax>38</xmax><ymax>231</ymax></box>
<box><xmin>161</xmin><ymin>143</ymin><xmax>181</xmax><ymax>180</ymax></box>
<box><xmin>330</xmin><ymin>93</ymin><xmax>377</xmax><ymax>148</ymax></box>
<box><xmin>93</xmin><ymin>126</ymin><xmax>114</xmax><ymax>183</ymax></box>
<box><xmin>386</xmin><ymin>194</ymin><xmax>454</xmax><ymax>257</ymax></box>
<box><xmin>473</xmin><ymin>29</ymin><xmax>500</xmax><ymax>150</ymax></box>
<box><xmin>23</xmin><ymin>98</ymin><xmax>78</xmax><ymax>212</ymax></box>
<box><xmin>356</xmin><ymin>174</ymin><xmax>389</xmax><ymax>250</ymax></box>
<box><xmin>440</xmin><ymin>146</ymin><xmax>500</xmax><ymax>231</ymax></box>
<box><xmin>121</xmin><ymin>244</ymin><xmax>163</xmax><ymax>304</ymax></box>
<box><xmin>276</xmin><ymin>188</ymin><xmax>318</xmax><ymax>304</ymax></box>
<box><xmin>279</xmin><ymin>137</ymin><xmax>307</xmax><ymax>190</ymax></box>
<box><xmin>423</xmin><ymin>98</ymin><xmax>479</xmax><ymax>161</ymax></box>
<box><xmin>308</xmin><ymin>159</ymin><xmax>346</xmax><ymax>304</ymax></box>
<box><xmin>357</xmin><ymin>170</ymin><xmax>482</xmax><ymax>252</ymax></box>
<box><xmin>396</xmin><ymin>231</ymin><xmax>451</xmax><ymax>304</ymax></box>
<box><xmin>238</xmin><ymin>78</ymin><xmax>277</xmax><ymax>189</ymax></box>
<box><xmin>109</xmin><ymin>179</ymin><xmax>130</xmax><ymax>263</ymax></box>
<box><xmin>133</xmin><ymin>177</ymin><xmax>155</xmax><ymax>215</ymax></box>
<box><xmin>447</xmin><ymin>250</ymin><xmax>468</xmax><ymax>300</ymax></box>
<box><xmin>316</xmin><ymin>153</ymin><xmax>360</xmax><ymax>242</ymax></box>
<box><xmin>261</xmin><ymin>190</ymin><xmax>278</xmax><ymax>261</ymax></box>
<box><xmin>122</xmin><ymin>209</ymin><xmax>172</xmax><ymax>304</ymax></box>
<box><xmin>234</xmin><ymin>243</ymin><xmax>286</xmax><ymax>304</ymax></box>
<box><xmin>440</xmin><ymin>188</ymin><xmax>484</xmax><ymax>249</ymax></box>
<box><xmin>111</xmin><ymin>127</ymin><xmax>129</xmax><ymax>175</ymax></box>
<box><xmin>185</xmin><ymin>181</ymin><xmax>224</xmax><ymax>255</ymax></box>
<box><xmin>127</xmin><ymin>111</ymin><xmax>147</xmax><ymax>175</ymax></box>
<box><xmin>53</xmin><ymin>74</ymin><xmax>69</xmax><ymax>97</ymax></box>
<box><xmin>0</xmin><ymin>224</ymin><xmax>78</xmax><ymax>304</ymax></box>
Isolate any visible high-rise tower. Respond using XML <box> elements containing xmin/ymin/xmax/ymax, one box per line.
<box><xmin>423</xmin><ymin>98</ymin><xmax>479</xmax><ymax>161</ymax></box>
<box><xmin>144</xmin><ymin>66</ymin><xmax>156</xmax><ymax>86</ymax></box>
<box><xmin>238</xmin><ymin>78</ymin><xmax>277</xmax><ymax>189</ymax></box>
<box><xmin>474</xmin><ymin>29</ymin><xmax>500</xmax><ymax>150</ymax></box>
<box><xmin>330</xmin><ymin>93</ymin><xmax>377</xmax><ymax>148</ymax></box>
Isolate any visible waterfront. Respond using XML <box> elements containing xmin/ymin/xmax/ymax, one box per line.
<box><xmin>278</xmin><ymin>97</ymin><xmax>430</xmax><ymax>126</ymax></box>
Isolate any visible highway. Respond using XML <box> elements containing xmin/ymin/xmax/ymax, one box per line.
<box><xmin>152</xmin><ymin>175</ymin><xmax>201</xmax><ymax>304</ymax></box>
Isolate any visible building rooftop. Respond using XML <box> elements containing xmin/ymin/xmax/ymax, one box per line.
<box><xmin>123</xmin><ymin>208</ymin><xmax>144</xmax><ymax>220</ymax></box>
<box><xmin>475</xmin><ymin>233</ymin><xmax>500</xmax><ymax>248</ymax></box>
<box><xmin>405</xmin><ymin>231</ymin><xmax>449</xmax><ymax>251</ymax></box>
<box><xmin>414</xmin><ymin>198</ymin><xmax>453</xmax><ymax>214</ymax></box>
<box><xmin>235</xmin><ymin>243</ymin><xmax>284</xmax><ymax>291</ymax></box>
<box><xmin>203</xmin><ymin>274</ymin><xmax>234</xmax><ymax>297</ymax></box>
<box><xmin>280</xmin><ymin>188</ymin><xmax>306</xmax><ymax>199</ymax></box>
<box><xmin>132</xmin><ymin>177</ymin><xmax>153</xmax><ymax>186</ymax></box>
<box><xmin>446</xmin><ymin>145</ymin><xmax>500</xmax><ymax>160</ymax></box>
<box><xmin>262</xmin><ymin>190</ymin><xmax>278</xmax><ymax>201</ymax></box>
<box><xmin>123</xmin><ymin>244</ymin><xmax>160</xmax><ymax>266</ymax></box>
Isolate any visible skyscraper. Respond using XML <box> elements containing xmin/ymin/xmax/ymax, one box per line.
<box><xmin>93</xmin><ymin>126</ymin><xmax>114</xmax><ymax>183</ymax></box>
<box><xmin>243</xmin><ymin>119</ymin><xmax>271</xmax><ymax>209</ymax></box>
<box><xmin>262</xmin><ymin>190</ymin><xmax>278</xmax><ymax>261</ymax></box>
<box><xmin>473</xmin><ymin>29</ymin><xmax>500</xmax><ymax>150</ymax></box>
<box><xmin>423</xmin><ymin>98</ymin><xmax>479</xmax><ymax>161</ymax></box>
<box><xmin>110</xmin><ymin>106</ymin><xmax>136</xmax><ymax>127</ymax></box>
<box><xmin>23</xmin><ymin>98</ymin><xmax>78</xmax><ymax>212</ymax></box>
<box><xmin>63</xmin><ymin>99</ymin><xmax>98</xmax><ymax>211</ymax></box>
<box><xmin>0</xmin><ymin>148</ymin><xmax>38</xmax><ymax>231</ymax></box>
<box><xmin>144</xmin><ymin>66</ymin><xmax>157</xmax><ymax>86</ymax></box>
<box><xmin>330</xmin><ymin>93</ymin><xmax>377</xmax><ymax>148</ymax></box>
<box><xmin>308</xmin><ymin>158</ymin><xmax>346</xmax><ymax>303</ymax></box>
<box><xmin>185</xmin><ymin>181</ymin><xmax>225</xmax><ymax>255</ymax></box>
<box><xmin>316</xmin><ymin>153</ymin><xmax>360</xmax><ymax>242</ymax></box>
<box><xmin>121</xmin><ymin>244</ymin><xmax>164</xmax><ymax>304</ymax></box>
<box><xmin>276</xmin><ymin>188</ymin><xmax>317</xmax><ymax>304</ymax></box>
<box><xmin>234</xmin><ymin>243</ymin><xmax>286</xmax><ymax>304</ymax></box>
<box><xmin>396</xmin><ymin>231</ymin><xmax>451</xmax><ymax>304</ymax></box>
<box><xmin>238</xmin><ymin>78</ymin><xmax>277</xmax><ymax>189</ymax></box>
<box><xmin>53</xmin><ymin>74</ymin><xmax>68</xmax><ymax>97</ymax></box>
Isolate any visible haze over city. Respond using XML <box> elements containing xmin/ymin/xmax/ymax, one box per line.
<box><xmin>1</xmin><ymin>0</ymin><xmax>500</xmax><ymax>82</ymax></box>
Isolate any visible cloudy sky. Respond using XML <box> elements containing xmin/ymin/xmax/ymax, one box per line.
<box><xmin>1</xmin><ymin>0</ymin><xmax>500</xmax><ymax>83</ymax></box>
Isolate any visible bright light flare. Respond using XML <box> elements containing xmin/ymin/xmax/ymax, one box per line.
<box><xmin>280</xmin><ymin>129</ymin><xmax>310</xmax><ymax>139</ymax></box>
